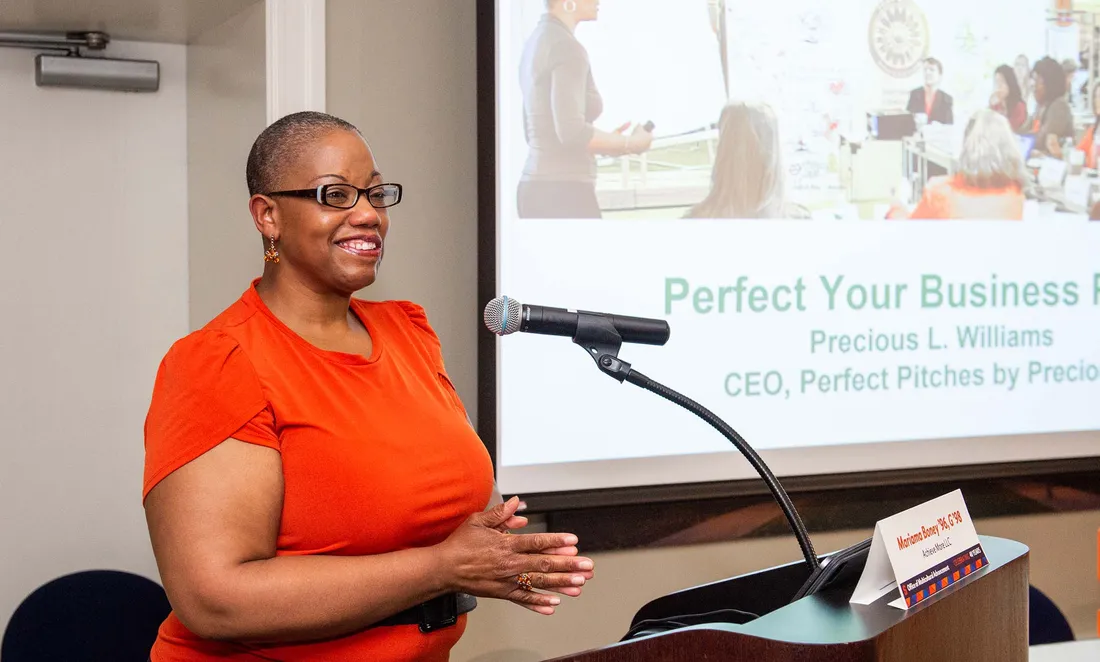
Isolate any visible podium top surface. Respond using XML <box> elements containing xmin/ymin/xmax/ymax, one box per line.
<box><xmin>700</xmin><ymin>535</ymin><xmax>1026</xmax><ymax>645</ymax></box>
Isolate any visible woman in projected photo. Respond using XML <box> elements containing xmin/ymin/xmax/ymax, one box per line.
<box><xmin>989</xmin><ymin>64</ymin><xmax>1028</xmax><ymax>132</ymax></box>
<box><xmin>517</xmin><ymin>0</ymin><xmax>653</xmax><ymax>219</ymax></box>
<box><xmin>889</xmin><ymin>110</ymin><xmax>1027</xmax><ymax>221</ymax></box>
<box><xmin>684</xmin><ymin>101</ymin><xmax>809</xmax><ymax>219</ymax></box>
<box><xmin>1049</xmin><ymin>83</ymin><xmax>1100</xmax><ymax>168</ymax></box>
<box><xmin>1027</xmin><ymin>56</ymin><xmax>1075</xmax><ymax>158</ymax></box>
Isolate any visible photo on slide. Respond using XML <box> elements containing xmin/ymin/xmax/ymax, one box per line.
<box><xmin>504</xmin><ymin>0</ymin><xmax>1100</xmax><ymax>222</ymax></box>
<box><xmin>492</xmin><ymin>0</ymin><xmax>1100</xmax><ymax>496</ymax></box>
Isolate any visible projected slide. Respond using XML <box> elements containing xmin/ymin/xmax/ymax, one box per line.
<box><xmin>492</xmin><ymin>0</ymin><xmax>1100</xmax><ymax>495</ymax></box>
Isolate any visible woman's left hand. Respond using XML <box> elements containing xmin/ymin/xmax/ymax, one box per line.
<box><xmin>491</xmin><ymin>499</ymin><xmax>592</xmax><ymax>599</ymax></box>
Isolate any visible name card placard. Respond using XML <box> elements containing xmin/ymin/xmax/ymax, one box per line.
<box><xmin>1063</xmin><ymin>175</ymin><xmax>1092</xmax><ymax>211</ymax></box>
<box><xmin>1038</xmin><ymin>157</ymin><xmax>1068</xmax><ymax>188</ymax></box>
<box><xmin>851</xmin><ymin>489</ymin><xmax>987</xmax><ymax>609</ymax></box>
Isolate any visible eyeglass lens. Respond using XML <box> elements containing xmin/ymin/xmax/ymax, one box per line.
<box><xmin>322</xmin><ymin>184</ymin><xmax>401</xmax><ymax>209</ymax></box>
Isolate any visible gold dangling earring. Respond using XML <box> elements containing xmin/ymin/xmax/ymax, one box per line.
<box><xmin>264</xmin><ymin>234</ymin><xmax>280</xmax><ymax>264</ymax></box>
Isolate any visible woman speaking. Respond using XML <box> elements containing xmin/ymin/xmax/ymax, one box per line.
<box><xmin>142</xmin><ymin>111</ymin><xmax>593</xmax><ymax>661</ymax></box>
<box><xmin>517</xmin><ymin>0</ymin><xmax>653</xmax><ymax>218</ymax></box>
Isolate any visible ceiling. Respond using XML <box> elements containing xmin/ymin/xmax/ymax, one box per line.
<box><xmin>0</xmin><ymin>0</ymin><xmax>262</xmax><ymax>44</ymax></box>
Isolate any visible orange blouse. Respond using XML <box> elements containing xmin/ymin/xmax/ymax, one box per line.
<box><xmin>1078</xmin><ymin>124</ymin><xmax>1097</xmax><ymax>168</ymax></box>
<box><xmin>143</xmin><ymin>280</ymin><xmax>494</xmax><ymax>661</ymax></box>
<box><xmin>906</xmin><ymin>175</ymin><xmax>1025</xmax><ymax>220</ymax></box>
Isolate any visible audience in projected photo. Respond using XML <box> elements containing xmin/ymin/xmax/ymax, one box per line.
<box><xmin>1014</xmin><ymin>54</ymin><xmax>1033</xmax><ymax>112</ymax></box>
<box><xmin>989</xmin><ymin>64</ymin><xmax>1028</xmax><ymax>132</ymax></box>
<box><xmin>907</xmin><ymin>57</ymin><xmax>954</xmax><ymax>126</ymax></box>
<box><xmin>516</xmin><ymin>0</ymin><xmax>653</xmax><ymax>219</ymax></box>
<box><xmin>684</xmin><ymin>101</ymin><xmax>810</xmax><ymax>220</ymax></box>
<box><xmin>1048</xmin><ymin>83</ymin><xmax>1100</xmax><ymax>168</ymax></box>
<box><xmin>888</xmin><ymin>109</ymin><xmax>1027</xmax><ymax>221</ymax></box>
<box><xmin>503</xmin><ymin>1</ymin><xmax>1100</xmax><ymax>222</ymax></box>
<box><xmin>1027</xmin><ymin>56</ymin><xmax>1075</xmax><ymax>158</ymax></box>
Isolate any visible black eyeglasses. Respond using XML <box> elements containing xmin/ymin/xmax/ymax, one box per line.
<box><xmin>265</xmin><ymin>183</ymin><xmax>403</xmax><ymax>210</ymax></box>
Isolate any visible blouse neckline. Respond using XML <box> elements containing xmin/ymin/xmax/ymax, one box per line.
<box><xmin>243</xmin><ymin>278</ymin><xmax>383</xmax><ymax>367</ymax></box>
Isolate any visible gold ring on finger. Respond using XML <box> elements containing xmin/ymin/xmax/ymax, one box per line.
<box><xmin>517</xmin><ymin>572</ymin><xmax>533</xmax><ymax>591</ymax></box>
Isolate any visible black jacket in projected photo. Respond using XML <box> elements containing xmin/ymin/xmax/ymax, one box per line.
<box><xmin>907</xmin><ymin>86</ymin><xmax>955</xmax><ymax>125</ymax></box>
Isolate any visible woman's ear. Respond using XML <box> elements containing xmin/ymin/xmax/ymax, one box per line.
<box><xmin>249</xmin><ymin>194</ymin><xmax>278</xmax><ymax>239</ymax></box>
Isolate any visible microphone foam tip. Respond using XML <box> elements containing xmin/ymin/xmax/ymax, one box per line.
<box><xmin>484</xmin><ymin>296</ymin><xmax>522</xmax><ymax>336</ymax></box>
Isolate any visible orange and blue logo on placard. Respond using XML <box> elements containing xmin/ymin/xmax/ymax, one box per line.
<box><xmin>900</xmin><ymin>544</ymin><xmax>987</xmax><ymax>608</ymax></box>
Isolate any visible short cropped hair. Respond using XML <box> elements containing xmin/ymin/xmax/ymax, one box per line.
<box><xmin>924</xmin><ymin>57</ymin><xmax>943</xmax><ymax>74</ymax></box>
<box><xmin>246</xmin><ymin>111</ymin><xmax>363</xmax><ymax>196</ymax></box>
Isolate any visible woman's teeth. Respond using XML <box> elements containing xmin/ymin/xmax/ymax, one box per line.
<box><xmin>340</xmin><ymin>240</ymin><xmax>377</xmax><ymax>251</ymax></box>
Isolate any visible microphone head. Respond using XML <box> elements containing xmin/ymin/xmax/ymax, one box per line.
<box><xmin>483</xmin><ymin>296</ymin><xmax>523</xmax><ymax>336</ymax></box>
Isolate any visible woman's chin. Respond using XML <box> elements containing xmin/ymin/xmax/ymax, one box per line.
<box><xmin>334</xmin><ymin>269</ymin><xmax>378</xmax><ymax>294</ymax></box>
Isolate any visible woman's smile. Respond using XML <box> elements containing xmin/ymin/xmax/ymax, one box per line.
<box><xmin>334</xmin><ymin>232</ymin><xmax>383</xmax><ymax>260</ymax></box>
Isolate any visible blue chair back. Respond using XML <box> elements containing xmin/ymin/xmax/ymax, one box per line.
<box><xmin>2</xmin><ymin>569</ymin><xmax>171</xmax><ymax>661</ymax></box>
<box><xmin>1029</xmin><ymin>584</ymin><xmax>1074</xmax><ymax>645</ymax></box>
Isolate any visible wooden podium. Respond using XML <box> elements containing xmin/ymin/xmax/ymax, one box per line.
<box><xmin>547</xmin><ymin>535</ymin><xmax>1028</xmax><ymax>662</ymax></box>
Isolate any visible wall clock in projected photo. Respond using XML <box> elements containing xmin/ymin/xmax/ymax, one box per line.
<box><xmin>868</xmin><ymin>0</ymin><xmax>930</xmax><ymax>78</ymax></box>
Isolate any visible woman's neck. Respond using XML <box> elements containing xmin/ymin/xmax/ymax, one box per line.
<box><xmin>549</xmin><ymin>8</ymin><xmax>580</xmax><ymax>32</ymax></box>
<box><xmin>255</xmin><ymin>267</ymin><xmax>355</xmax><ymax>334</ymax></box>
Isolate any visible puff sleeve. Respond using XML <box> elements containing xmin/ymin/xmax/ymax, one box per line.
<box><xmin>390</xmin><ymin>300</ymin><xmax>471</xmax><ymax>420</ymax></box>
<box><xmin>142</xmin><ymin>330</ymin><xmax>278</xmax><ymax>500</ymax></box>
<box><xmin>392</xmin><ymin>300</ymin><xmax>443</xmax><ymax>356</ymax></box>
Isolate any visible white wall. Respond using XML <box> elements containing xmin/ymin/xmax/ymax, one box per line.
<box><xmin>0</xmin><ymin>41</ymin><xmax>188</xmax><ymax>629</ymax></box>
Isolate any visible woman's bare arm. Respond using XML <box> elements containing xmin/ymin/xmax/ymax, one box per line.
<box><xmin>146</xmin><ymin>439</ymin><xmax>447</xmax><ymax>643</ymax></box>
<box><xmin>145</xmin><ymin>439</ymin><xmax>590</xmax><ymax>644</ymax></box>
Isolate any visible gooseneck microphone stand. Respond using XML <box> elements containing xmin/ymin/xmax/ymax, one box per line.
<box><xmin>571</xmin><ymin>313</ymin><xmax>821</xmax><ymax>574</ymax></box>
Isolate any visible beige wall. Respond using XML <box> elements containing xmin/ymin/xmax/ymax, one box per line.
<box><xmin>325</xmin><ymin>2</ymin><xmax>1099</xmax><ymax>659</ymax></box>
<box><xmin>187</xmin><ymin>1</ymin><xmax>267</xmax><ymax>329</ymax></box>
<box><xmin>326</xmin><ymin>0</ymin><xmax>480</xmax><ymax>415</ymax></box>
<box><xmin>0</xmin><ymin>40</ymin><xmax>188</xmax><ymax>630</ymax></box>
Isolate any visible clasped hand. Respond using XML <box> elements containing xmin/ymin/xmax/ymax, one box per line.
<box><xmin>437</xmin><ymin>496</ymin><xmax>594</xmax><ymax>615</ymax></box>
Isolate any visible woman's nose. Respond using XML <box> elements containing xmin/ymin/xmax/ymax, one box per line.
<box><xmin>348</xmin><ymin>199</ymin><xmax>381</xmax><ymax>226</ymax></box>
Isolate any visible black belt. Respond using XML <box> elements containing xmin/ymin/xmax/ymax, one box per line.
<box><xmin>374</xmin><ymin>593</ymin><xmax>477</xmax><ymax>633</ymax></box>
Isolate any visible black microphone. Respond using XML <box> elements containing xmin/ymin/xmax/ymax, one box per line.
<box><xmin>483</xmin><ymin>294</ymin><xmax>827</xmax><ymax>586</ymax></box>
<box><xmin>483</xmin><ymin>296</ymin><xmax>670</xmax><ymax>346</ymax></box>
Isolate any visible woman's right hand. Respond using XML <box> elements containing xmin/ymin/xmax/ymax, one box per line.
<box><xmin>435</xmin><ymin>497</ymin><xmax>595</xmax><ymax>615</ymax></box>
<box><xmin>1046</xmin><ymin>133</ymin><xmax>1063</xmax><ymax>158</ymax></box>
<box><xmin>626</xmin><ymin>123</ymin><xmax>654</xmax><ymax>154</ymax></box>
